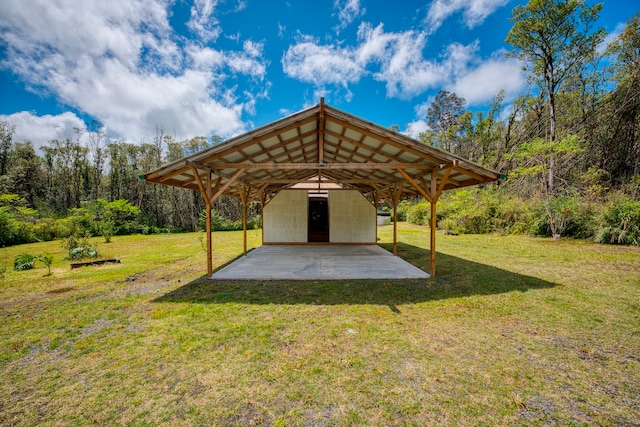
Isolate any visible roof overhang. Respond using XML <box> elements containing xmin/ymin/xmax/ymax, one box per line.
<box><xmin>143</xmin><ymin>99</ymin><xmax>500</xmax><ymax>202</ymax></box>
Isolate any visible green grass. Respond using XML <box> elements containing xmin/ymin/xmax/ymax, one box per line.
<box><xmin>0</xmin><ymin>224</ymin><xmax>638</xmax><ymax>426</ymax></box>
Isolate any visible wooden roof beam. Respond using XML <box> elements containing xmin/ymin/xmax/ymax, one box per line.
<box><xmin>318</xmin><ymin>97</ymin><xmax>325</xmax><ymax>163</ymax></box>
<box><xmin>206</xmin><ymin>162</ymin><xmax>434</xmax><ymax>170</ymax></box>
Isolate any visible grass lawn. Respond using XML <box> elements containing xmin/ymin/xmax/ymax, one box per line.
<box><xmin>0</xmin><ymin>223</ymin><xmax>638</xmax><ymax>426</ymax></box>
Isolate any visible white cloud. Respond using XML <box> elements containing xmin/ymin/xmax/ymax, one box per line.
<box><xmin>426</xmin><ymin>0</ymin><xmax>509</xmax><ymax>32</ymax></box>
<box><xmin>188</xmin><ymin>0</ymin><xmax>222</xmax><ymax>42</ymax></box>
<box><xmin>282</xmin><ymin>37</ymin><xmax>363</xmax><ymax>86</ymax></box>
<box><xmin>0</xmin><ymin>0</ymin><xmax>174</xmax><ymax>71</ymax></box>
<box><xmin>54</xmin><ymin>60</ymin><xmax>246</xmax><ymax>142</ymax></box>
<box><xmin>282</xmin><ymin>23</ymin><xmax>525</xmax><ymax>104</ymax></box>
<box><xmin>414</xmin><ymin>98</ymin><xmax>434</xmax><ymax>119</ymax></box>
<box><xmin>283</xmin><ymin>24</ymin><xmax>442</xmax><ymax>99</ymax></box>
<box><xmin>366</xmin><ymin>27</ymin><xmax>443</xmax><ymax>99</ymax></box>
<box><xmin>403</xmin><ymin>120</ymin><xmax>430</xmax><ymax>138</ymax></box>
<box><xmin>278</xmin><ymin>22</ymin><xmax>287</xmax><ymax>38</ymax></box>
<box><xmin>0</xmin><ymin>111</ymin><xmax>88</xmax><ymax>151</ymax></box>
<box><xmin>355</xmin><ymin>23</ymin><xmax>396</xmax><ymax>64</ymax></box>
<box><xmin>0</xmin><ymin>0</ymin><xmax>269</xmax><ymax>143</ymax></box>
<box><xmin>448</xmin><ymin>55</ymin><xmax>525</xmax><ymax>105</ymax></box>
<box><xmin>234</xmin><ymin>1</ymin><xmax>248</xmax><ymax>13</ymax></box>
<box><xmin>334</xmin><ymin>0</ymin><xmax>366</xmax><ymax>31</ymax></box>
<box><xmin>243</xmin><ymin>40</ymin><xmax>264</xmax><ymax>58</ymax></box>
<box><xmin>187</xmin><ymin>46</ymin><xmax>226</xmax><ymax>69</ymax></box>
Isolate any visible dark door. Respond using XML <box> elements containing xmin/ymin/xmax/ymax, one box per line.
<box><xmin>308</xmin><ymin>197</ymin><xmax>329</xmax><ymax>242</ymax></box>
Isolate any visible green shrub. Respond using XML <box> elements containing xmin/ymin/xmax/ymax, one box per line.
<box><xmin>68</xmin><ymin>246</ymin><xmax>99</xmax><ymax>260</ymax></box>
<box><xmin>0</xmin><ymin>207</ymin><xmax>16</xmax><ymax>246</ymax></box>
<box><xmin>436</xmin><ymin>189</ymin><xmax>495</xmax><ymax>234</ymax></box>
<box><xmin>63</xmin><ymin>231</ymin><xmax>100</xmax><ymax>260</ymax></box>
<box><xmin>565</xmin><ymin>201</ymin><xmax>599</xmax><ymax>239</ymax></box>
<box><xmin>198</xmin><ymin>209</ymin><xmax>261</xmax><ymax>232</ymax></box>
<box><xmin>594</xmin><ymin>195</ymin><xmax>640</xmax><ymax>245</ymax></box>
<box><xmin>97</xmin><ymin>220</ymin><xmax>116</xmax><ymax>242</ymax></box>
<box><xmin>439</xmin><ymin>217</ymin><xmax>460</xmax><ymax>235</ymax></box>
<box><xmin>406</xmin><ymin>202</ymin><xmax>431</xmax><ymax>225</ymax></box>
<box><xmin>13</xmin><ymin>253</ymin><xmax>35</xmax><ymax>271</ymax></box>
<box><xmin>394</xmin><ymin>200</ymin><xmax>412</xmax><ymax>222</ymax></box>
<box><xmin>52</xmin><ymin>217</ymin><xmax>77</xmax><ymax>239</ymax></box>
<box><xmin>32</xmin><ymin>218</ymin><xmax>57</xmax><ymax>242</ymax></box>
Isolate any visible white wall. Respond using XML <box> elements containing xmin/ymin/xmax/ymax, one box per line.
<box><xmin>263</xmin><ymin>190</ymin><xmax>308</xmax><ymax>243</ymax></box>
<box><xmin>263</xmin><ymin>189</ymin><xmax>376</xmax><ymax>243</ymax></box>
<box><xmin>329</xmin><ymin>190</ymin><xmax>376</xmax><ymax>243</ymax></box>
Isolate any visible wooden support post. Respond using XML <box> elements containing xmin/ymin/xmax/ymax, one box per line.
<box><xmin>260</xmin><ymin>190</ymin><xmax>265</xmax><ymax>244</ymax></box>
<box><xmin>430</xmin><ymin>196</ymin><xmax>437</xmax><ymax>277</ymax></box>
<box><xmin>393</xmin><ymin>205</ymin><xmax>398</xmax><ymax>255</ymax></box>
<box><xmin>242</xmin><ymin>204</ymin><xmax>248</xmax><ymax>256</ymax></box>
<box><xmin>190</xmin><ymin>165</ymin><xmax>246</xmax><ymax>275</ymax></box>
<box><xmin>374</xmin><ymin>189</ymin><xmax>380</xmax><ymax>243</ymax></box>
<box><xmin>430</xmin><ymin>171</ymin><xmax>438</xmax><ymax>277</ymax></box>
<box><xmin>239</xmin><ymin>185</ymin><xmax>251</xmax><ymax>256</ymax></box>
<box><xmin>390</xmin><ymin>184</ymin><xmax>402</xmax><ymax>256</ymax></box>
<box><xmin>205</xmin><ymin>201</ymin><xmax>213</xmax><ymax>276</ymax></box>
<box><xmin>428</xmin><ymin>167</ymin><xmax>451</xmax><ymax>277</ymax></box>
<box><xmin>397</xmin><ymin>165</ymin><xmax>452</xmax><ymax>277</ymax></box>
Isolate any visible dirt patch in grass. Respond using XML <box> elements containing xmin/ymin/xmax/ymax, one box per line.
<box><xmin>46</xmin><ymin>286</ymin><xmax>75</xmax><ymax>294</ymax></box>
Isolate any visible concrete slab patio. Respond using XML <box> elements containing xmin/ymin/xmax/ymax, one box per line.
<box><xmin>210</xmin><ymin>245</ymin><xmax>430</xmax><ymax>280</ymax></box>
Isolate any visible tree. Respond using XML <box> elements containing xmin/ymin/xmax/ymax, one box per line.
<box><xmin>505</xmin><ymin>0</ymin><xmax>605</xmax><ymax>194</ymax></box>
<box><xmin>597</xmin><ymin>12</ymin><xmax>640</xmax><ymax>181</ymax></box>
<box><xmin>425</xmin><ymin>90</ymin><xmax>466</xmax><ymax>151</ymax></box>
<box><xmin>8</xmin><ymin>142</ymin><xmax>43</xmax><ymax>207</ymax></box>
<box><xmin>41</xmin><ymin>138</ymin><xmax>90</xmax><ymax>212</ymax></box>
<box><xmin>0</xmin><ymin>121</ymin><xmax>15</xmax><ymax>176</ymax></box>
<box><xmin>87</xmin><ymin>120</ymin><xmax>106</xmax><ymax>201</ymax></box>
<box><xmin>469</xmin><ymin>91</ymin><xmax>506</xmax><ymax>166</ymax></box>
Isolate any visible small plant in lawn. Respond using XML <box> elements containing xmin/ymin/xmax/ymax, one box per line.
<box><xmin>63</xmin><ymin>231</ymin><xmax>100</xmax><ymax>260</ymax></box>
<box><xmin>68</xmin><ymin>245</ymin><xmax>99</xmax><ymax>260</ymax></box>
<box><xmin>37</xmin><ymin>253</ymin><xmax>54</xmax><ymax>276</ymax></box>
<box><xmin>13</xmin><ymin>253</ymin><xmax>35</xmax><ymax>271</ymax></box>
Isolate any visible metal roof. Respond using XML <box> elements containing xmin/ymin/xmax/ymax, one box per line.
<box><xmin>143</xmin><ymin>100</ymin><xmax>499</xmax><ymax>202</ymax></box>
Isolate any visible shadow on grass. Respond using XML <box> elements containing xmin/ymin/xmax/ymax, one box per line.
<box><xmin>153</xmin><ymin>242</ymin><xmax>556</xmax><ymax>307</ymax></box>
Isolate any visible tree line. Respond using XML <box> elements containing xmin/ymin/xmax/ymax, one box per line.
<box><xmin>0</xmin><ymin>1</ymin><xmax>638</xmax><ymax>247</ymax></box>
<box><xmin>410</xmin><ymin>4</ymin><xmax>639</xmax><ymax>244</ymax></box>
<box><xmin>0</xmin><ymin>121</ymin><xmax>261</xmax><ymax>246</ymax></box>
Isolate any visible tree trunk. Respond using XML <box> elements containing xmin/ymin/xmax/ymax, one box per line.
<box><xmin>547</xmin><ymin>73</ymin><xmax>557</xmax><ymax>195</ymax></box>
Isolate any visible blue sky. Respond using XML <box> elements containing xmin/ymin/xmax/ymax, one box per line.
<box><xmin>0</xmin><ymin>0</ymin><xmax>634</xmax><ymax>150</ymax></box>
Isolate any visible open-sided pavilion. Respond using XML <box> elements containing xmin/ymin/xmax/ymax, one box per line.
<box><xmin>143</xmin><ymin>99</ymin><xmax>500</xmax><ymax>278</ymax></box>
